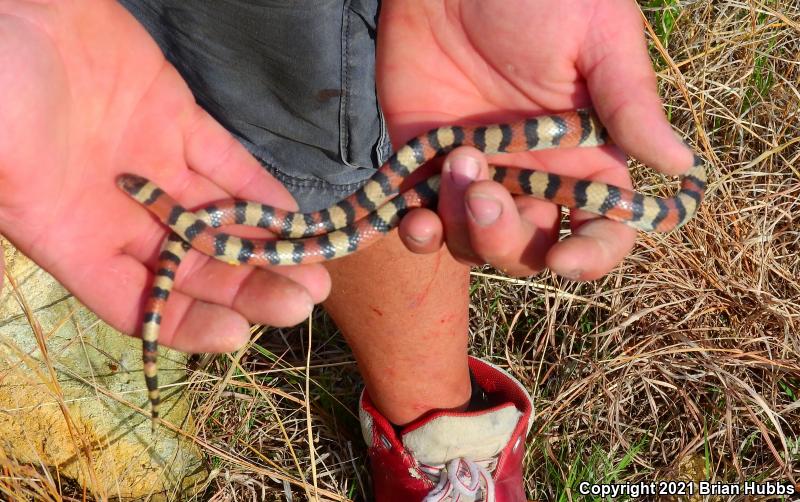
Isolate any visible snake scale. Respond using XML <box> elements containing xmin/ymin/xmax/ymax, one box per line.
<box><xmin>117</xmin><ymin>109</ymin><xmax>707</xmax><ymax>427</ymax></box>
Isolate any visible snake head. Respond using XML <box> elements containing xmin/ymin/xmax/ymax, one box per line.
<box><xmin>117</xmin><ymin>174</ymin><xmax>149</xmax><ymax>195</ymax></box>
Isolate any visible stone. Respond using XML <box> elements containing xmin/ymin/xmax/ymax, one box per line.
<box><xmin>0</xmin><ymin>238</ymin><xmax>207</xmax><ymax>500</ymax></box>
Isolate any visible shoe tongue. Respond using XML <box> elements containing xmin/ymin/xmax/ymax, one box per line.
<box><xmin>400</xmin><ymin>403</ymin><xmax>522</xmax><ymax>465</ymax></box>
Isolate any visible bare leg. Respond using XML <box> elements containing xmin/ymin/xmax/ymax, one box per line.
<box><xmin>323</xmin><ymin>230</ymin><xmax>471</xmax><ymax>426</ymax></box>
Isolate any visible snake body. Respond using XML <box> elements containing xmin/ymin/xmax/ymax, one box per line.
<box><xmin>117</xmin><ymin>110</ymin><xmax>707</xmax><ymax>426</ymax></box>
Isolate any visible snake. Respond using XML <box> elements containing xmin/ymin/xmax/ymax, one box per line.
<box><xmin>116</xmin><ymin>109</ymin><xmax>707</xmax><ymax>427</ymax></box>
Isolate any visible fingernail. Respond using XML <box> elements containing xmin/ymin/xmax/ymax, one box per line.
<box><xmin>305</xmin><ymin>297</ymin><xmax>315</xmax><ymax>316</ymax></box>
<box><xmin>466</xmin><ymin>194</ymin><xmax>502</xmax><ymax>226</ymax></box>
<box><xmin>446</xmin><ymin>156</ymin><xmax>480</xmax><ymax>188</ymax></box>
<box><xmin>407</xmin><ymin>228</ymin><xmax>433</xmax><ymax>245</ymax></box>
<box><xmin>560</xmin><ymin>269</ymin><xmax>583</xmax><ymax>280</ymax></box>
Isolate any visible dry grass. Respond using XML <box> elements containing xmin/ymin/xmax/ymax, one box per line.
<box><xmin>2</xmin><ymin>0</ymin><xmax>799</xmax><ymax>500</ymax></box>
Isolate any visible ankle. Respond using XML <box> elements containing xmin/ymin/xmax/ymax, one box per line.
<box><xmin>372</xmin><ymin>378</ymin><xmax>472</xmax><ymax>426</ymax></box>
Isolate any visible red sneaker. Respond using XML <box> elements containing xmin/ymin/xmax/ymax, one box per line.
<box><xmin>359</xmin><ymin>357</ymin><xmax>533</xmax><ymax>502</ymax></box>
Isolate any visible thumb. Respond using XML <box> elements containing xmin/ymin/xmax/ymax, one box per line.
<box><xmin>578</xmin><ymin>3</ymin><xmax>694</xmax><ymax>176</ymax></box>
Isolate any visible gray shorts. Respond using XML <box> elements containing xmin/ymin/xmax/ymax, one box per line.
<box><xmin>120</xmin><ymin>0</ymin><xmax>390</xmax><ymax>211</ymax></box>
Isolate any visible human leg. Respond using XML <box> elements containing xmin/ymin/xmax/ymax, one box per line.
<box><xmin>325</xmin><ymin>230</ymin><xmax>533</xmax><ymax>502</ymax></box>
<box><xmin>323</xmin><ymin>230</ymin><xmax>472</xmax><ymax>426</ymax></box>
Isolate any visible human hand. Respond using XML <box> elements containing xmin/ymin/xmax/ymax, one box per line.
<box><xmin>0</xmin><ymin>0</ymin><xmax>330</xmax><ymax>351</ymax></box>
<box><xmin>378</xmin><ymin>0</ymin><xmax>695</xmax><ymax>279</ymax></box>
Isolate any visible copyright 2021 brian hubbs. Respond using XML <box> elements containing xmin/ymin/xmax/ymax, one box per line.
<box><xmin>578</xmin><ymin>480</ymin><xmax>795</xmax><ymax>498</ymax></box>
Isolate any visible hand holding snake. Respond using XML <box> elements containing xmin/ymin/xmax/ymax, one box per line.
<box><xmin>378</xmin><ymin>0</ymin><xmax>700</xmax><ymax>279</ymax></box>
<box><xmin>119</xmin><ymin>109</ymin><xmax>706</xmax><ymax>424</ymax></box>
<box><xmin>0</xmin><ymin>0</ymin><xmax>329</xmax><ymax>353</ymax></box>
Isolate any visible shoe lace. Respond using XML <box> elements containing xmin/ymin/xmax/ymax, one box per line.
<box><xmin>420</xmin><ymin>457</ymin><xmax>497</xmax><ymax>502</ymax></box>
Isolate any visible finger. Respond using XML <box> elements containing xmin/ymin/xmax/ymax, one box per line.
<box><xmin>119</xmin><ymin>215</ymin><xmax>330</xmax><ymax>306</ymax></box>
<box><xmin>398</xmin><ymin>208</ymin><xmax>444</xmax><ymax>254</ymax></box>
<box><xmin>99</xmin><ymin>253</ymin><xmax>318</xmax><ymax>351</ymax></box>
<box><xmin>67</xmin><ymin>254</ymin><xmax>249</xmax><ymax>352</ymax></box>
<box><xmin>439</xmin><ymin>147</ymin><xmax>489</xmax><ymax>264</ymax></box>
<box><xmin>546</xmin><ymin>218</ymin><xmax>635</xmax><ymax>281</ymax></box>
<box><xmin>265</xmin><ymin>264</ymin><xmax>332</xmax><ymax>305</ymax></box>
<box><xmin>465</xmin><ymin>180</ymin><xmax>560</xmax><ymax>276</ymax></box>
<box><xmin>115</xmin><ymin>164</ymin><xmax>332</xmax><ymax>314</ymax></box>
<box><xmin>120</xmin><ymin>227</ymin><xmax>327</xmax><ymax>317</ymax></box>
<box><xmin>546</xmin><ymin>165</ymin><xmax>637</xmax><ymax>281</ymax></box>
<box><xmin>122</xmin><ymin>208</ymin><xmax>329</xmax><ymax>322</ymax></box>
<box><xmin>578</xmin><ymin>2</ymin><xmax>695</xmax><ymax>175</ymax></box>
<box><xmin>176</xmin><ymin>253</ymin><xmax>328</xmax><ymax>322</ymax></box>
<box><xmin>183</xmin><ymin>106</ymin><xmax>298</xmax><ymax>209</ymax></box>
<box><xmin>158</xmin><ymin>292</ymin><xmax>252</xmax><ymax>353</ymax></box>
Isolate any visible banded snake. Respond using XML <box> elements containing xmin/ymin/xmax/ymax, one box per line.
<box><xmin>117</xmin><ymin>109</ymin><xmax>707</xmax><ymax>427</ymax></box>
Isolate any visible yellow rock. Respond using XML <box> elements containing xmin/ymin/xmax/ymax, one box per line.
<box><xmin>0</xmin><ymin>239</ymin><xmax>207</xmax><ymax>500</ymax></box>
